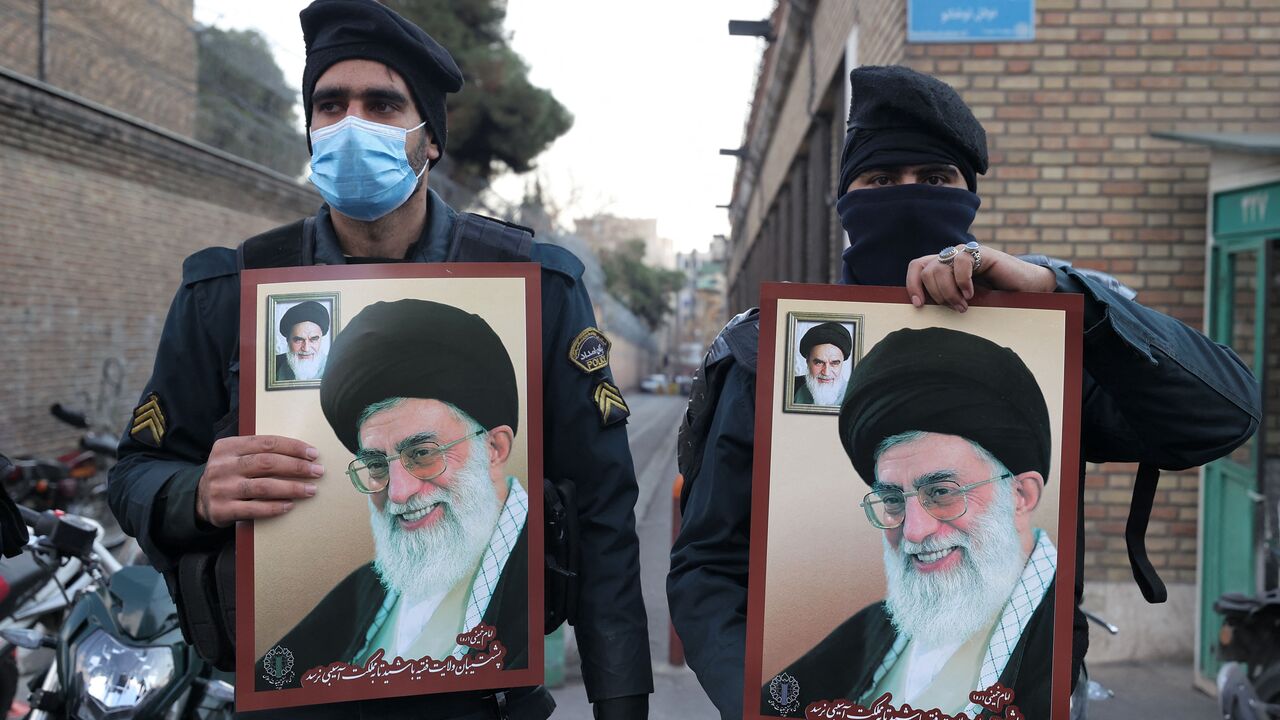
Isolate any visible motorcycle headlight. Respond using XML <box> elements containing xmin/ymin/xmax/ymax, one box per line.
<box><xmin>73</xmin><ymin>628</ymin><xmax>175</xmax><ymax>719</ymax></box>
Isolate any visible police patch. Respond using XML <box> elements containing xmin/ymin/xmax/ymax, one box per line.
<box><xmin>130</xmin><ymin>393</ymin><xmax>166</xmax><ymax>448</ymax></box>
<box><xmin>568</xmin><ymin>327</ymin><xmax>611</xmax><ymax>374</ymax></box>
<box><xmin>592</xmin><ymin>380</ymin><xmax>630</xmax><ymax>427</ymax></box>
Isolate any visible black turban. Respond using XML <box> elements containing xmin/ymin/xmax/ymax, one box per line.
<box><xmin>839</xmin><ymin>65</ymin><xmax>988</xmax><ymax>193</ymax></box>
<box><xmin>838</xmin><ymin>327</ymin><xmax>1050</xmax><ymax>486</ymax></box>
<box><xmin>800</xmin><ymin>322</ymin><xmax>853</xmax><ymax>360</ymax></box>
<box><xmin>320</xmin><ymin>300</ymin><xmax>518</xmax><ymax>454</ymax></box>
<box><xmin>279</xmin><ymin>300</ymin><xmax>331</xmax><ymax>338</ymax></box>
<box><xmin>301</xmin><ymin>0</ymin><xmax>464</xmax><ymax>167</ymax></box>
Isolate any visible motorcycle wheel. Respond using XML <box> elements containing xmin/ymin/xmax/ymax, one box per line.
<box><xmin>1254</xmin><ymin>663</ymin><xmax>1280</xmax><ymax>711</ymax></box>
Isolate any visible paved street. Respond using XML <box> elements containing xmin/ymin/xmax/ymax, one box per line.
<box><xmin>551</xmin><ymin>393</ymin><xmax>720</xmax><ymax>719</ymax></box>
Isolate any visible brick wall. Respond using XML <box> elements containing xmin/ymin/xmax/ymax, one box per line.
<box><xmin>0</xmin><ymin>70</ymin><xmax>318</xmax><ymax>459</ymax></box>
<box><xmin>900</xmin><ymin>0</ymin><xmax>1280</xmax><ymax>584</ymax></box>
<box><xmin>0</xmin><ymin>0</ymin><xmax>196</xmax><ymax>135</ymax></box>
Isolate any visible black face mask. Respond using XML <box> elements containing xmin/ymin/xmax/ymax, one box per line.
<box><xmin>836</xmin><ymin>184</ymin><xmax>981</xmax><ymax>287</ymax></box>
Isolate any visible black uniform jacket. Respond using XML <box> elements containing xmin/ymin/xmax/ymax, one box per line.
<box><xmin>760</xmin><ymin>585</ymin><xmax>1054</xmax><ymax>719</ymax></box>
<box><xmin>668</xmin><ymin>263</ymin><xmax>1260</xmax><ymax>720</ymax></box>
<box><xmin>109</xmin><ymin>190</ymin><xmax>653</xmax><ymax>717</ymax></box>
<box><xmin>254</xmin><ymin>524</ymin><xmax>530</xmax><ymax>692</ymax></box>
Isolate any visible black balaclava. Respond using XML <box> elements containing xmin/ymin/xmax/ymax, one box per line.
<box><xmin>836</xmin><ymin>66</ymin><xmax>990</xmax><ymax>287</ymax></box>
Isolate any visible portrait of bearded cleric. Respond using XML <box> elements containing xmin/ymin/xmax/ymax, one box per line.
<box><xmin>267</xmin><ymin>296</ymin><xmax>338</xmax><ymax>389</ymax></box>
<box><xmin>254</xmin><ymin>298</ymin><xmax>530</xmax><ymax>691</ymax></box>
<box><xmin>783</xmin><ymin>315</ymin><xmax>862</xmax><ymax>414</ymax></box>
<box><xmin>760</xmin><ymin>324</ymin><xmax>1064</xmax><ymax>720</ymax></box>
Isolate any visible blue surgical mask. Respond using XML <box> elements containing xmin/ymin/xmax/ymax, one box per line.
<box><xmin>308</xmin><ymin>116</ymin><xmax>427</xmax><ymax>222</ymax></box>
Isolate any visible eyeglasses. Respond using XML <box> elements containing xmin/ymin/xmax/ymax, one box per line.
<box><xmin>346</xmin><ymin>429</ymin><xmax>486</xmax><ymax>494</ymax></box>
<box><xmin>859</xmin><ymin>473</ymin><xmax>1011</xmax><ymax>529</ymax></box>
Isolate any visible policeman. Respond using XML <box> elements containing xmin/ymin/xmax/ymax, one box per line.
<box><xmin>668</xmin><ymin>65</ymin><xmax>1260</xmax><ymax>720</ymax></box>
<box><xmin>108</xmin><ymin>1</ymin><xmax>652</xmax><ymax>718</ymax></box>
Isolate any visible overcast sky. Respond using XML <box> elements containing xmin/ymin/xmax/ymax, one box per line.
<box><xmin>193</xmin><ymin>1</ymin><xmax>773</xmax><ymax>254</ymax></box>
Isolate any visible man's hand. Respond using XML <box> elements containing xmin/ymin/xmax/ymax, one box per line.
<box><xmin>196</xmin><ymin>435</ymin><xmax>323</xmax><ymax>527</ymax></box>
<box><xmin>906</xmin><ymin>244</ymin><xmax>1056</xmax><ymax>312</ymax></box>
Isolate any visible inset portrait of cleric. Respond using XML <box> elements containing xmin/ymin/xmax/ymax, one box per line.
<box><xmin>765</xmin><ymin>327</ymin><xmax>1057</xmax><ymax>719</ymax></box>
<box><xmin>784</xmin><ymin>315</ymin><xmax>862</xmax><ymax>414</ymax></box>
<box><xmin>266</xmin><ymin>295</ymin><xmax>338</xmax><ymax>389</ymax></box>
<box><xmin>255</xmin><ymin>298</ymin><xmax>530</xmax><ymax>689</ymax></box>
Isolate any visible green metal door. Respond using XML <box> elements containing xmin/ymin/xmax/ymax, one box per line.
<box><xmin>1198</xmin><ymin>181</ymin><xmax>1280</xmax><ymax>683</ymax></box>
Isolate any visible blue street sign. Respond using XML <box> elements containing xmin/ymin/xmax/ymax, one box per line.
<box><xmin>908</xmin><ymin>0</ymin><xmax>1036</xmax><ymax>42</ymax></box>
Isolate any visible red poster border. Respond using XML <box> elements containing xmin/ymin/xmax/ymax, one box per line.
<box><xmin>234</xmin><ymin>263</ymin><xmax>545</xmax><ymax>712</ymax></box>
<box><xmin>743</xmin><ymin>283</ymin><xmax>1083</xmax><ymax>720</ymax></box>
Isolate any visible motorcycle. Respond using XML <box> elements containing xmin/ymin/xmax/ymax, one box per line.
<box><xmin>3</xmin><ymin>506</ymin><xmax>233</xmax><ymax>720</ymax></box>
<box><xmin>4</xmin><ymin>404</ymin><xmax>125</xmax><ymax>550</ymax></box>
<box><xmin>1216</xmin><ymin>589</ymin><xmax>1280</xmax><ymax>720</ymax></box>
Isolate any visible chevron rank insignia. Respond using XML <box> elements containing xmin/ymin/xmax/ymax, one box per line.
<box><xmin>592</xmin><ymin>380</ymin><xmax>630</xmax><ymax>427</ymax></box>
<box><xmin>130</xmin><ymin>393</ymin><xmax>167</xmax><ymax>448</ymax></box>
<box><xmin>569</xmin><ymin>327</ymin><xmax>611</xmax><ymax>374</ymax></box>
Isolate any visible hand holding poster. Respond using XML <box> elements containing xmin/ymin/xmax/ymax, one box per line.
<box><xmin>235</xmin><ymin>264</ymin><xmax>543</xmax><ymax>712</ymax></box>
<box><xmin>745</xmin><ymin>284</ymin><xmax>1082</xmax><ymax>720</ymax></box>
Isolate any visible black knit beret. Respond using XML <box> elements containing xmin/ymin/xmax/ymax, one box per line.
<box><xmin>301</xmin><ymin>0</ymin><xmax>464</xmax><ymax>167</ymax></box>
<box><xmin>279</xmin><ymin>300</ymin><xmax>331</xmax><ymax>338</ymax></box>
<box><xmin>800</xmin><ymin>322</ymin><xmax>853</xmax><ymax>360</ymax></box>
<box><xmin>838</xmin><ymin>327</ymin><xmax>1050</xmax><ymax>486</ymax></box>
<box><xmin>320</xmin><ymin>299</ymin><xmax>517</xmax><ymax>454</ymax></box>
<box><xmin>839</xmin><ymin>65</ymin><xmax>989</xmax><ymax>192</ymax></box>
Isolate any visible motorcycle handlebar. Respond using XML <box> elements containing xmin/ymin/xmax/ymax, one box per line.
<box><xmin>80</xmin><ymin>433</ymin><xmax>119</xmax><ymax>459</ymax></box>
<box><xmin>50</xmin><ymin>403</ymin><xmax>89</xmax><ymax>429</ymax></box>
<box><xmin>18</xmin><ymin>505</ymin><xmax>47</xmax><ymax>531</ymax></box>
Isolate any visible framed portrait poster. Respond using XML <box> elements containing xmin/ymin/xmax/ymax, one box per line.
<box><xmin>235</xmin><ymin>263</ymin><xmax>544</xmax><ymax>712</ymax></box>
<box><xmin>745</xmin><ymin>283</ymin><xmax>1083</xmax><ymax>720</ymax></box>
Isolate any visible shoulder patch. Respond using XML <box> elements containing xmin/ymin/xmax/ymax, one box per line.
<box><xmin>568</xmin><ymin>328</ymin><xmax>611</xmax><ymax>374</ymax></box>
<box><xmin>592</xmin><ymin>380</ymin><xmax>630</xmax><ymax>427</ymax></box>
<box><xmin>532</xmin><ymin>242</ymin><xmax>585</xmax><ymax>282</ymax></box>
<box><xmin>182</xmin><ymin>247</ymin><xmax>238</xmax><ymax>287</ymax></box>
<box><xmin>130</xmin><ymin>393</ymin><xmax>167</xmax><ymax>448</ymax></box>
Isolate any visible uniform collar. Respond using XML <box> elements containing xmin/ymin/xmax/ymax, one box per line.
<box><xmin>311</xmin><ymin>187</ymin><xmax>457</xmax><ymax>265</ymax></box>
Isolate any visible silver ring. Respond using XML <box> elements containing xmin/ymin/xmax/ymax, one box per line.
<box><xmin>938</xmin><ymin>246</ymin><xmax>958</xmax><ymax>266</ymax></box>
<box><xmin>963</xmin><ymin>241</ymin><xmax>982</xmax><ymax>272</ymax></box>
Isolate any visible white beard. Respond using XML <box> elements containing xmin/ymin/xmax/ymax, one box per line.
<box><xmin>286</xmin><ymin>346</ymin><xmax>328</xmax><ymax>380</ymax></box>
<box><xmin>367</xmin><ymin>437</ymin><xmax>501</xmax><ymax>602</ymax></box>
<box><xmin>804</xmin><ymin>372</ymin><xmax>849</xmax><ymax>406</ymax></box>
<box><xmin>881</xmin><ymin>482</ymin><xmax>1026</xmax><ymax>650</ymax></box>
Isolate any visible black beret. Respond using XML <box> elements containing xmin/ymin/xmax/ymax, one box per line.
<box><xmin>301</xmin><ymin>0</ymin><xmax>464</xmax><ymax>167</ymax></box>
<box><xmin>279</xmin><ymin>300</ymin><xmax>331</xmax><ymax>337</ymax></box>
<box><xmin>839</xmin><ymin>65</ymin><xmax>988</xmax><ymax>193</ymax></box>
<box><xmin>838</xmin><ymin>327</ymin><xmax>1050</xmax><ymax>486</ymax></box>
<box><xmin>800</xmin><ymin>322</ymin><xmax>853</xmax><ymax>360</ymax></box>
<box><xmin>320</xmin><ymin>300</ymin><xmax>517</xmax><ymax>454</ymax></box>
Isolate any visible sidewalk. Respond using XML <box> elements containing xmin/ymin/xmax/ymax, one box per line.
<box><xmin>1088</xmin><ymin>659</ymin><xmax>1217</xmax><ymax>720</ymax></box>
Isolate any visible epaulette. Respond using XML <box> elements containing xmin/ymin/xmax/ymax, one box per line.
<box><xmin>181</xmin><ymin>247</ymin><xmax>238</xmax><ymax>287</ymax></box>
<box><xmin>531</xmin><ymin>242</ymin><xmax>586</xmax><ymax>283</ymax></box>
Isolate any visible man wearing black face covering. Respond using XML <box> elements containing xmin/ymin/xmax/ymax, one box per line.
<box><xmin>668</xmin><ymin>65</ymin><xmax>1259</xmax><ymax>720</ymax></box>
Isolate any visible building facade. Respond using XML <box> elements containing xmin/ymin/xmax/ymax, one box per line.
<box><xmin>724</xmin><ymin>0</ymin><xmax>1280</xmax><ymax>667</ymax></box>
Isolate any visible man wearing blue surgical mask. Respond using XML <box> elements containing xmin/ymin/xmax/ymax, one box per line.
<box><xmin>108</xmin><ymin>2</ymin><xmax>654</xmax><ymax>718</ymax></box>
<box><xmin>668</xmin><ymin>65</ymin><xmax>1259</xmax><ymax>720</ymax></box>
